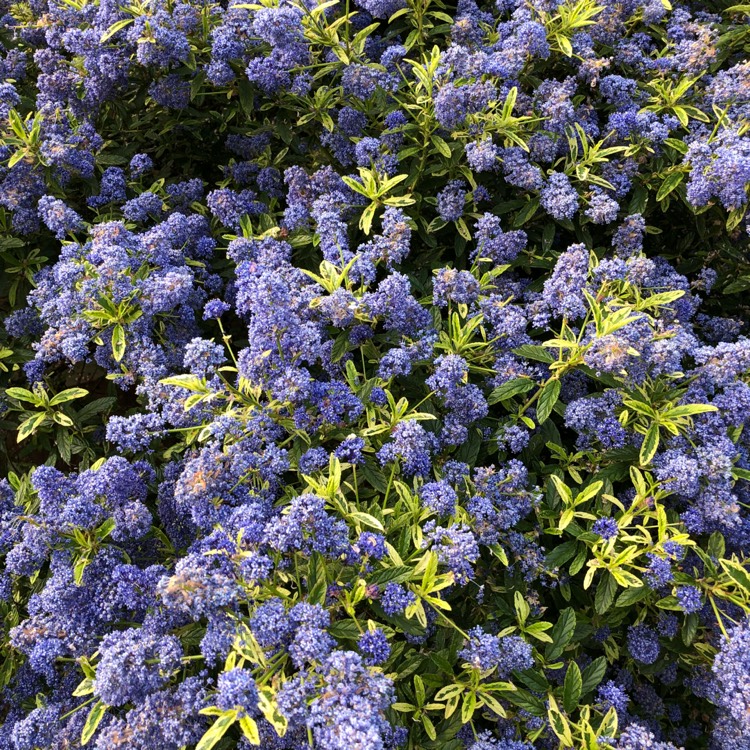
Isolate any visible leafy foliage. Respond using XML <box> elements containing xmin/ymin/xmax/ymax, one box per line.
<box><xmin>1</xmin><ymin>0</ymin><xmax>750</xmax><ymax>748</ymax></box>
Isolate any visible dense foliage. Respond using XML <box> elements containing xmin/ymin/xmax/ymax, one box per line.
<box><xmin>1</xmin><ymin>0</ymin><xmax>750</xmax><ymax>747</ymax></box>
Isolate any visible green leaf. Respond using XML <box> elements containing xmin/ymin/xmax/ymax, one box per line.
<box><xmin>549</xmin><ymin>474</ymin><xmax>573</xmax><ymax>505</ymax></box>
<box><xmin>429</xmin><ymin>652</ymin><xmax>455</xmax><ymax>676</ymax></box>
<box><xmin>503</xmin><ymin>688</ymin><xmax>546</xmax><ymax>716</ymax></box>
<box><xmin>111</xmin><ymin>324</ymin><xmax>126</xmax><ymax>362</ymax></box>
<box><xmin>595</xmin><ymin>571</ymin><xmax>617</xmax><ymax>614</ymax></box>
<box><xmin>461</xmin><ymin>691</ymin><xmax>476</xmax><ymax>724</ymax></box>
<box><xmin>516</xmin><ymin>669</ymin><xmax>550</xmax><ymax>692</ymax></box>
<box><xmin>546</xmin><ymin>608</ymin><xmax>576</xmax><ymax>661</ymax></box>
<box><xmin>664</xmin><ymin>137</ymin><xmax>689</xmax><ymax>154</ymax></box>
<box><xmin>580</xmin><ymin>656</ymin><xmax>607</xmax><ymax>695</ymax></box>
<box><xmin>536</xmin><ymin>379</ymin><xmax>561</xmax><ymax>425</ymax></box>
<box><xmin>49</xmin><ymin>387</ymin><xmax>89</xmax><ymax>406</ymax></box>
<box><xmin>331</xmin><ymin>332</ymin><xmax>350</xmax><ymax>362</ymax></box>
<box><xmin>239</xmin><ymin>716</ymin><xmax>260</xmax><ymax>745</ymax></box>
<box><xmin>487</xmin><ymin>378</ymin><xmax>535</xmax><ymax>405</ymax></box>
<box><xmin>81</xmin><ymin>700</ymin><xmax>108</xmax><ymax>745</ymax></box>
<box><xmin>100</xmin><ymin>17</ymin><xmax>134</xmax><ymax>42</ymax></box>
<box><xmin>720</xmin><ymin>558</ymin><xmax>750</xmax><ymax>592</ymax></box>
<box><xmin>707</xmin><ymin>532</ymin><xmax>725</xmax><ymax>560</ymax></box>
<box><xmin>682</xmin><ymin>613</ymin><xmax>698</xmax><ymax>645</ymax></box>
<box><xmin>727</xmin><ymin>206</ymin><xmax>746</xmax><ymax>232</ymax></box>
<box><xmin>17</xmin><ymin>412</ymin><xmax>47</xmax><ymax>442</ymax></box>
<box><xmin>662</xmin><ymin>403</ymin><xmax>718</xmax><ymax>419</ymax></box>
<box><xmin>307</xmin><ymin>552</ymin><xmax>327</xmax><ymax>605</ymax></box>
<box><xmin>563</xmin><ymin>662</ymin><xmax>582</xmax><ymax>714</ymax></box>
<box><xmin>327</xmin><ymin>620</ymin><xmax>362</xmax><ymax>639</ymax></box>
<box><xmin>512</xmin><ymin>198</ymin><xmax>539</xmax><ymax>228</ymax></box>
<box><xmin>349</xmin><ymin>511</ymin><xmax>384</xmax><ymax>531</ymax></box>
<box><xmin>639</xmin><ymin>423</ymin><xmax>660</xmax><ymax>466</ymax></box>
<box><xmin>545</xmin><ymin>541</ymin><xmax>578</xmax><ymax>570</ymax></box>
<box><xmin>77</xmin><ymin>396</ymin><xmax>116</xmax><ymax>423</ymax></box>
<box><xmin>615</xmin><ymin>586</ymin><xmax>650</xmax><ymax>608</ymax></box>
<box><xmin>431</xmin><ymin>134</ymin><xmax>452</xmax><ymax>158</ymax></box>
<box><xmin>656</xmin><ymin>171</ymin><xmax>684</xmax><ymax>202</ymax></box>
<box><xmin>724</xmin><ymin>277</ymin><xmax>750</xmax><ymax>295</ymax></box>
<box><xmin>655</xmin><ymin>595</ymin><xmax>682</xmax><ymax>611</ymax></box>
<box><xmin>367</xmin><ymin>565</ymin><xmax>413</xmax><ymax>586</ymax></box>
<box><xmin>514</xmin><ymin>590</ymin><xmax>530</xmax><ymax>625</ymax></box>
<box><xmin>159</xmin><ymin>375</ymin><xmax>207</xmax><ymax>392</ymax></box>
<box><xmin>5</xmin><ymin>387</ymin><xmax>40</xmax><ymax>404</ymax></box>
<box><xmin>196</xmin><ymin>711</ymin><xmax>238</xmax><ymax>750</ymax></box>
<box><xmin>512</xmin><ymin>345</ymin><xmax>555</xmax><ymax>363</ymax></box>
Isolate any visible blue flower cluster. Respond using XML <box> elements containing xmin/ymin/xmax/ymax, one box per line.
<box><xmin>1</xmin><ymin>0</ymin><xmax>750</xmax><ymax>748</ymax></box>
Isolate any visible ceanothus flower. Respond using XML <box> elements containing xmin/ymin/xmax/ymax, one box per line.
<box><xmin>359</xmin><ymin>629</ymin><xmax>390</xmax><ymax>665</ymax></box>
<box><xmin>93</xmin><ymin>629</ymin><xmax>182</xmax><ymax>706</ymax></box>
<box><xmin>541</xmin><ymin>172</ymin><xmax>579</xmax><ymax>220</ymax></box>
<box><xmin>592</xmin><ymin>517</ymin><xmax>619</xmax><ymax>540</ymax></box>
<box><xmin>676</xmin><ymin>585</ymin><xmax>702</xmax><ymax>614</ymax></box>
<box><xmin>627</xmin><ymin>624</ymin><xmax>660</xmax><ymax>664</ymax></box>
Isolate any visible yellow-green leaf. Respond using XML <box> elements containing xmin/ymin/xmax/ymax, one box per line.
<box><xmin>81</xmin><ymin>700</ymin><xmax>108</xmax><ymax>745</ymax></box>
<box><xmin>196</xmin><ymin>711</ymin><xmax>238</xmax><ymax>750</ymax></box>
<box><xmin>639</xmin><ymin>423</ymin><xmax>660</xmax><ymax>465</ymax></box>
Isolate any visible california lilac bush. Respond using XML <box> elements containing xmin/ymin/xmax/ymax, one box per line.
<box><xmin>1</xmin><ymin>0</ymin><xmax>750</xmax><ymax>747</ymax></box>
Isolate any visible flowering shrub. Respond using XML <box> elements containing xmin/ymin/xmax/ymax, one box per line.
<box><xmin>1</xmin><ymin>0</ymin><xmax>750</xmax><ymax>748</ymax></box>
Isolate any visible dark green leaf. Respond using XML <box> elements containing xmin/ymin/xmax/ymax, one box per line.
<box><xmin>544</xmin><ymin>541</ymin><xmax>578</xmax><ymax>570</ymax></box>
<box><xmin>615</xmin><ymin>586</ymin><xmax>650</xmax><ymax>608</ymax></box>
<box><xmin>563</xmin><ymin>662</ymin><xmax>582</xmax><ymax>714</ymax></box>
<box><xmin>682</xmin><ymin>613</ymin><xmax>698</xmax><ymax>645</ymax></box>
<box><xmin>368</xmin><ymin>566</ymin><xmax>413</xmax><ymax>586</ymax></box>
<box><xmin>546</xmin><ymin>608</ymin><xmax>576</xmax><ymax>661</ymax></box>
<box><xmin>512</xmin><ymin>198</ymin><xmax>539</xmax><ymax>227</ymax></box>
<box><xmin>595</xmin><ymin>571</ymin><xmax>617</xmax><ymax>614</ymax></box>
<box><xmin>536</xmin><ymin>379</ymin><xmax>561</xmax><ymax>425</ymax></box>
<box><xmin>327</xmin><ymin>620</ymin><xmax>362</xmax><ymax>639</ymax></box>
<box><xmin>580</xmin><ymin>656</ymin><xmax>607</xmax><ymax>696</ymax></box>
<box><xmin>503</xmin><ymin>688</ymin><xmax>546</xmax><ymax>716</ymax></box>
<box><xmin>307</xmin><ymin>552</ymin><xmax>327</xmax><ymax>605</ymax></box>
<box><xmin>512</xmin><ymin>345</ymin><xmax>554</xmax><ymax>363</ymax></box>
<box><xmin>516</xmin><ymin>669</ymin><xmax>549</xmax><ymax>692</ymax></box>
<box><xmin>487</xmin><ymin>378</ymin><xmax>535</xmax><ymax>405</ymax></box>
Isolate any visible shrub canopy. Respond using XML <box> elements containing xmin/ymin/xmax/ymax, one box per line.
<box><xmin>1</xmin><ymin>0</ymin><xmax>750</xmax><ymax>748</ymax></box>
